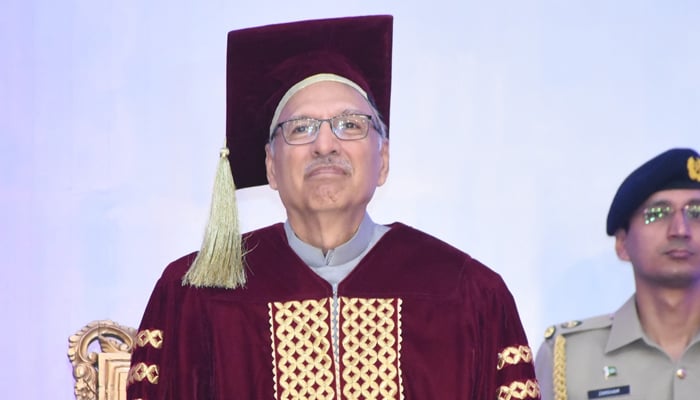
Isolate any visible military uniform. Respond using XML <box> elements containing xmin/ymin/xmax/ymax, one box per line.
<box><xmin>535</xmin><ymin>296</ymin><xmax>700</xmax><ymax>400</ymax></box>
<box><xmin>536</xmin><ymin>149</ymin><xmax>700</xmax><ymax>400</ymax></box>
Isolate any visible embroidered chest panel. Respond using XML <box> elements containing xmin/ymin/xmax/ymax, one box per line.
<box><xmin>269</xmin><ymin>297</ymin><xmax>403</xmax><ymax>400</ymax></box>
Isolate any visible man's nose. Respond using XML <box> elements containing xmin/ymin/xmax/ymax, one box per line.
<box><xmin>312</xmin><ymin>121</ymin><xmax>340</xmax><ymax>153</ymax></box>
<box><xmin>668</xmin><ymin>209</ymin><xmax>691</xmax><ymax>238</ymax></box>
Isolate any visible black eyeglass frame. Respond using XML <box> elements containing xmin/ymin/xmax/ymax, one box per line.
<box><xmin>272</xmin><ymin>113</ymin><xmax>378</xmax><ymax>145</ymax></box>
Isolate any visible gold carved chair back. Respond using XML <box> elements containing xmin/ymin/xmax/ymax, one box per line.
<box><xmin>67</xmin><ymin>320</ymin><xmax>136</xmax><ymax>400</ymax></box>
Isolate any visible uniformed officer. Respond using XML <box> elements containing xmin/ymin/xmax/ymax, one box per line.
<box><xmin>535</xmin><ymin>148</ymin><xmax>700</xmax><ymax>400</ymax></box>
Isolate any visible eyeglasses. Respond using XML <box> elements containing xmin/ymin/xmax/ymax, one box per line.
<box><xmin>273</xmin><ymin>114</ymin><xmax>375</xmax><ymax>145</ymax></box>
<box><xmin>641</xmin><ymin>201</ymin><xmax>700</xmax><ymax>225</ymax></box>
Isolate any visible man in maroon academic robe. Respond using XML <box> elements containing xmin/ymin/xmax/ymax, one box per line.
<box><xmin>127</xmin><ymin>15</ymin><xmax>540</xmax><ymax>400</ymax></box>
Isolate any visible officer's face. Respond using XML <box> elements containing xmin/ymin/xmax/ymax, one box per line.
<box><xmin>615</xmin><ymin>189</ymin><xmax>700</xmax><ymax>288</ymax></box>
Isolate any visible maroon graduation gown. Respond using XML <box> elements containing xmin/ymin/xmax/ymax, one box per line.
<box><xmin>127</xmin><ymin>222</ymin><xmax>539</xmax><ymax>399</ymax></box>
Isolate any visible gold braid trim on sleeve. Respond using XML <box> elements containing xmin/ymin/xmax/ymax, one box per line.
<box><xmin>135</xmin><ymin>329</ymin><xmax>164</xmax><ymax>349</ymax></box>
<box><xmin>128</xmin><ymin>362</ymin><xmax>160</xmax><ymax>385</ymax></box>
<box><xmin>553</xmin><ymin>335</ymin><xmax>567</xmax><ymax>400</ymax></box>
<box><xmin>496</xmin><ymin>379</ymin><xmax>541</xmax><ymax>400</ymax></box>
<box><xmin>497</xmin><ymin>345</ymin><xmax>533</xmax><ymax>370</ymax></box>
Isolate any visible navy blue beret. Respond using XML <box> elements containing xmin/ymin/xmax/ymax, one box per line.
<box><xmin>606</xmin><ymin>148</ymin><xmax>700</xmax><ymax>235</ymax></box>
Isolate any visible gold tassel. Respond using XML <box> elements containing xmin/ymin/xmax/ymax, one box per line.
<box><xmin>182</xmin><ymin>147</ymin><xmax>246</xmax><ymax>289</ymax></box>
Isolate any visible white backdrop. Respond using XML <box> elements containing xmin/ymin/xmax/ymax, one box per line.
<box><xmin>2</xmin><ymin>0</ymin><xmax>699</xmax><ymax>398</ymax></box>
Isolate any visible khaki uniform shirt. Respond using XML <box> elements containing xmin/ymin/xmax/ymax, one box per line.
<box><xmin>535</xmin><ymin>295</ymin><xmax>700</xmax><ymax>400</ymax></box>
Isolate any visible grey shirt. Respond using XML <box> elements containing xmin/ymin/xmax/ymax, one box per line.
<box><xmin>283</xmin><ymin>213</ymin><xmax>390</xmax><ymax>290</ymax></box>
<box><xmin>535</xmin><ymin>295</ymin><xmax>700</xmax><ymax>400</ymax></box>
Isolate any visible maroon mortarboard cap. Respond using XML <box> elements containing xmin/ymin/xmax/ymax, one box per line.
<box><xmin>226</xmin><ymin>15</ymin><xmax>393</xmax><ymax>189</ymax></box>
<box><xmin>183</xmin><ymin>16</ymin><xmax>392</xmax><ymax>290</ymax></box>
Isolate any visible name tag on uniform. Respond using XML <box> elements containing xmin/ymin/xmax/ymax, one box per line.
<box><xmin>587</xmin><ymin>385</ymin><xmax>630</xmax><ymax>399</ymax></box>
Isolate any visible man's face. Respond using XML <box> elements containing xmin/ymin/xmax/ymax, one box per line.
<box><xmin>265</xmin><ymin>80</ymin><xmax>389</xmax><ymax>218</ymax></box>
<box><xmin>615</xmin><ymin>189</ymin><xmax>700</xmax><ymax>288</ymax></box>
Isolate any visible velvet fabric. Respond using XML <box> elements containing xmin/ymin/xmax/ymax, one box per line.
<box><xmin>226</xmin><ymin>15</ymin><xmax>393</xmax><ymax>189</ymax></box>
<box><xmin>127</xmin><ymin>223</ymin><xmax>538</xmax><ymax>399</ymax></box>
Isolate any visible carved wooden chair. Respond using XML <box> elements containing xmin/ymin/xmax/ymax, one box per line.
<box><xmin>68</xmin><ymin>320</ymin><xmax>137</xmax><ymax>400</ymax></box>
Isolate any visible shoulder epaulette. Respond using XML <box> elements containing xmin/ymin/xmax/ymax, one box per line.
<box><xmin>543</xmin><ymin>313</ymin><xmax>614</xmax><ymax>341</ymax></box>
<box><xmin>543</xmin><ymin>313</ymin><xmax>614</xmax><ymax>400</ymax></box>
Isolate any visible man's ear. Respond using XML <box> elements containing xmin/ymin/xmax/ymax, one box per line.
<box><xmin>614</xmin><ymin>229</ymin><xmax>630</xmax><ymax>261</ymax></box>
<box><xmin>377</xmin><ymin>138</ymin><xmax>390</xmax><ymax>187</ymax></box>
<box><xmin>265</xmin><ymin>143</ymin><xmax>278</xmax><ymax>190</ymax></box>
